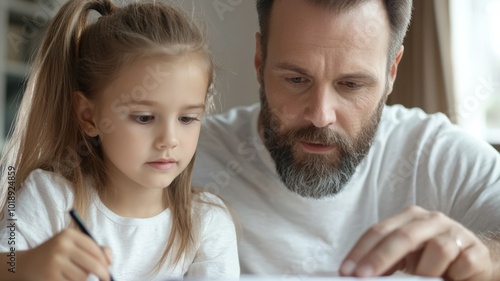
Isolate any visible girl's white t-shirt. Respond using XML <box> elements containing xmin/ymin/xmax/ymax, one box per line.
<box><xmin>0</xmin><ymin>169</ymin><xmax>240</xmax><ymax>280</ymax></box>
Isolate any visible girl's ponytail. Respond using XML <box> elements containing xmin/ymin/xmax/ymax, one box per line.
<box><xmin>0</xmin><ymin>0</ymin><xmax>117</xmax><ymax>217</ymax></box>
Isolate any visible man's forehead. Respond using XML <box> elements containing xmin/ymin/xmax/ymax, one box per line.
<box><xmin>266</xmin><ymin>0</ymin><xmax>391</xmax><ymax>79</ymax></box>
<box><xmin>268</xmin><ymin>0</ymin><xmax>390</xmax><ymax>50</ymax></box>
<box><xmin>274</xmin><ymin>0</ymin><xmax>376</xmax><ymax>14</ymax></box>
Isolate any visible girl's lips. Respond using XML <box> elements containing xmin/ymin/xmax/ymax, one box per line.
<box><xmin>147</xmin><ymin>161</ymin><xmax>176</xmax><ymax>171</ymax></box>
<box><xmin>299</xmin><ymin>141</ymin><xmax>335</xmax><ymax>154</ymax></box>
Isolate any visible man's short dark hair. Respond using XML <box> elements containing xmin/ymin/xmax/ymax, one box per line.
<box><xmin>256</xmin><ymin>0</ymin><xmax>413</xmax><ymax>70</ymax></box>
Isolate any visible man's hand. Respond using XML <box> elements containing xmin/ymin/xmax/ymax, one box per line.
<box><xmin>339</xmin><ymin>206</ymin><xmax>495</xmax><ymax>280</ymax></box>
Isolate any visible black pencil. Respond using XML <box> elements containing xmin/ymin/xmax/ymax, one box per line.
<box><xmin>69</xmin><ymin>209</ymin><xmax>116</xmax><ymax>281</ymax></box>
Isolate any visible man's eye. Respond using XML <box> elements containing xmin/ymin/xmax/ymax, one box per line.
<box><xmin>286</xmin><ymin>77</ymin><xmax>305</xmax><ymax>84</ymax></box>
<box><xmin>342</xmin><ymin>81</ymin><xmax>361</xmax><ymax>89</ymax></box>
<box><xmin>179</xmin><ymin>117</ymin><xmax>199</xmax><ymax>125</ymax></box>
<box><xmin>132</xmin><ymin>115</ymin><xmax>154</xmax><ymax>124</ymax></box>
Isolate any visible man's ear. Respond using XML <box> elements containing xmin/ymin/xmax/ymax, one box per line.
<box><xmin>254</xmin><ymin>32</ymin><xmax>263</xmax><ymax>85</ymax></box>
<box><xmin>387</xmin><ymin>45</ymin><xmax>404</xmax><ymax>95</ymax></box>
<box><xmin>74</xmin><ymin>92</ymin><xmax>98</xmax><ymax>137</ymax></box>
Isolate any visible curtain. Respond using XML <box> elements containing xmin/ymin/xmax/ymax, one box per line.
<box><xmin>388</xmin><ymin>0</ymin><xmax>456</xmax><ymax>123</ymax></box>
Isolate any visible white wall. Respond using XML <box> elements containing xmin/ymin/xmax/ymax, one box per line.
<box><xmin>175</xmin><ymin>0</ymin><xmax>261</xmax><ymax>113</ymax></box>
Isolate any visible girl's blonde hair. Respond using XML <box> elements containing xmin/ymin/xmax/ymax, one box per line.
<box><xmin>0</xmin><ymin>0</ymin><xmax>215</xmax><ymax>271</ymax></box>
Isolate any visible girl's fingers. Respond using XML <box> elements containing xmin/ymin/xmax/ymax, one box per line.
<box><xmin>21</xmin><ymin>229</ymin><xmax>111</xmax><ymax>281</ymax></box>
<box><xmin>69</xmin><ymin>246</ymin><xmax>110</xmax><ymax>281</ymax></box>
<box><xmin>101</xmin><ymin>246</ymin><xmax>113</xmax><ymax>264</ymax></box>
<box><xmin>70</xmin><ymin>230</ymin><xmax>110</xmax><ymax>267</ymax></box>
<box><xmin>50</xmin><ymin>229</ymin><xmax>110</xmax><ymax>281</ymax></box>
<box><xmin>60</xmin><ymin>258</ymin><xmax>89</xmax><ymax>281</ymax></box>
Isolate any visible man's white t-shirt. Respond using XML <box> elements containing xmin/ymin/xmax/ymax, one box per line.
<box><xmin>0</xmin><ymin>169</ymin><xmax>240</xmax><ymax>280</ymax></box>
<box><xmin>192</xmin><ymin>103</ymin><xmax>500</xmax><ymax>275</ymax></box>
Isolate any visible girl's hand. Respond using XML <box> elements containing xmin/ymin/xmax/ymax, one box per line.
<box><xmin>19</xmin><ymin>228</ymin><xmax>112</xmax><ymax>281</ymax></box>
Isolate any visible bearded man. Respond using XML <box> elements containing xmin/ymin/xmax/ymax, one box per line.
<box><xmin>193</xmin><ymin>0</ymin><xmax>500</xmax><ymax>280</ymax></box>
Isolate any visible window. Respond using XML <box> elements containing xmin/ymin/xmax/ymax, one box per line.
<box><xmin>451</xmin><ymin>0</ymin><xmax>500</xmax><ymax>143</ymax></box>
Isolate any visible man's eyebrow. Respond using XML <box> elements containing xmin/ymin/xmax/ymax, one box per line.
<box><xmin>273</xmin><ymin>62</ymin><xmax>311</xmax><ymax>76</ymax></box>
<box><xmin>273</xmin><ymin>62</ymin><xmax>377</xmax><ymax>82</ymax></box>
<box><xmin>337</xmin><ymin>72</ymin><xmax>377</xmax><ymax>82</ymax></box>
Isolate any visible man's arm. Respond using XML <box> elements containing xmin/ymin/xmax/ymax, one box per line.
<box><xmin>478</xmin><ymin>232</ymin><xmax>500</xmax><ymax>280</ymax></box>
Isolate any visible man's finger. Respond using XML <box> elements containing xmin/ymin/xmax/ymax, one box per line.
<box><xmin>340</xmin><ymin>206</ymin><xmax>428</xmax><ymax>276</ymax></box>
<box><xmin>350</xmin><ymin>212</ymin><xmax>450</xmax><ymax>277</ymax></box>
<box><xmin>414</xmin><ymin>235</ymin><xmax>461</xmax><ymax>277</ymax></box>
<box><xmin>446</xmin><ymin>243</ymin><xmax>490</xmax><ymax>281</ymax></box>
<box><xmin>340</xmin><ymin>206</ymin><xmax>423</xmax><ymax>275</ymax></box>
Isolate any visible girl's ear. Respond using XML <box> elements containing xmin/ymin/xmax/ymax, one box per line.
<box><xmin>74</xmin><ymin>92</ymin><xmax>98</xmax><ymax>137</ymax></box>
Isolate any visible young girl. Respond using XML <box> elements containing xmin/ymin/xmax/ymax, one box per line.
<box><xmin>0</xmin><ymin>0</ymin><xmax>239</xmax><ymax>280</ymax></box>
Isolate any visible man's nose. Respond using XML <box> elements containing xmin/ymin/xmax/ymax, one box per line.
<box><xmin>303</xmin><ymin>85</ymin><xmax>338</xmax><ymax>128</ymax></box>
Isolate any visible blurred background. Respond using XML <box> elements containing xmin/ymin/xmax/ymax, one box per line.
<box><xmin>0</xmin><ymin>0</ymin><xmax>499</xmax><ymax>151</ymax></box>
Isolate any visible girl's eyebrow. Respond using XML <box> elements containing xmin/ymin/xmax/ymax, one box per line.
<box><xmin>184</xmin><ymin>103</ymin><xmax>205</xmax><ymax>110</ymax></box>
<box><xmin>121</xmin><ymin>100</ymin><xmax>156</xmax><ymax>106</ymax></box>
<box><xmin>121</xmin><ymin>100</ymin><xmax>205</xmax><ymax>111</ymax></box>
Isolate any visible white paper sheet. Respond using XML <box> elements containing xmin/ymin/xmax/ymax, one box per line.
<box><xmin>238</xmin><ymin>276</ymin><xmax>442</xmax><ymax>281</ymax></box>
<box><xmin>182</xmin><ymin>275</ymin><xmax>442</xmax><ymax>281</ymax></box>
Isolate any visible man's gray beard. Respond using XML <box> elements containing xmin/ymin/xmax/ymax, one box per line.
<box><xmin>259</xmin><ymin>85</ymin><xmax>385</xmax><ymax>199</ymax></box>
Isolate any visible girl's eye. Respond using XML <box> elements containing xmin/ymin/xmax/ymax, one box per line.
<box><xmin>179</xmin><ymin>116</ymin><xmax>199</xmax><ymax>125</ymax></box>
<box><xmin>132</xmin><ymin>115</ymin><xmax>154</xmax><ymax>124</ymax></box>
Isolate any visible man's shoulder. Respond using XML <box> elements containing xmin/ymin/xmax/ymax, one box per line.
<box><xmin>381</xmin><ymin>104</ymin><xmax>451</xmax><ymax>127</ymax></box>
<box><xmin>376</xmin><ymin>104</ymin><xmax>497</xmax><ymax>161</ymax></box>
<box><xmin>194</xmin><ymin>104</ymin><xmax>262</xmax><ymax>188</ymax></box>
<box><xmin>203</xmin><ymin>103</ymin><xmax>260</xmax><ymax>129</ymax></box>
<box><xmin>379</xmin><ymin>104</ymin><xmax>453</xmax><ymax>139</ymax></box>
<box><xmin>200</xmin><ymin>103</ymin><xmax>260</xmax><ymax>144</ymax></box>
<box><xmin>372</xmin><ymin>104</ymin><xmax>463</xmax><ymax>163</ymax></box>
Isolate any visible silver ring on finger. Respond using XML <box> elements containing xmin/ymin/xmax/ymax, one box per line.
<box><xmin>455</xmin><ymin>238</ymin><xmax>463</xmax><ymax>252</ymax></box>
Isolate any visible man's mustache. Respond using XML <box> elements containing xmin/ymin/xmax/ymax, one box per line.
<box><xmin>281</xmin><ymin>126</ymin><xmax>353</xmax><ymax>150</ymax></box>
